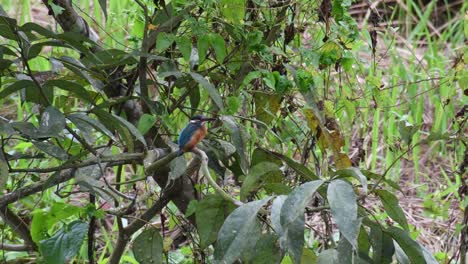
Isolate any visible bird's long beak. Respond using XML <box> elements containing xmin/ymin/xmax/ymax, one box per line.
<box><xmin>201</xmin><ymin>117</ymin><xmax>217</xmax><ymax>122</ymax></box>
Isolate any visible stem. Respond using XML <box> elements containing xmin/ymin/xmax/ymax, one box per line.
<box><xmin>191</xmin><ymin>148</ymin><xmax>243</xmax><ymax>207</ymax></box>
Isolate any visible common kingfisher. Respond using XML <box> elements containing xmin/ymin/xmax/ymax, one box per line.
<box><xmin>178</xmin><ymin>115</ymin><xmax>216</xmax><ymax>155</ymax></box>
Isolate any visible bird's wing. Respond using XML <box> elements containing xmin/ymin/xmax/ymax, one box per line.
<box><xmin>178</xmin><ymin>124</ymin><xmax>199</xmax><ymax>148</ymax></box>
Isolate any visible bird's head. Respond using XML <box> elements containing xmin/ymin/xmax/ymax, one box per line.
<box><xmin>189</xmin><ymin>115</ymin><xmax>216</xmax><ymax>125</ymax></box>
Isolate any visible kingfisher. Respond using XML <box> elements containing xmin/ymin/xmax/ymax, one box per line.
<box><xmin>178</xmin><ymin>115</ymin><xmax>216</xmax><ymax>155</ymax></box>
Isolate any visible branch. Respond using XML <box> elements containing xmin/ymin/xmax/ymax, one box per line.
<box><xmin>0</xmin><ymin>206</ymin><xmax>37</xmax><ymax>250</ymax></box>
<box><xmin>2</xmin><ymin>153</ymin><xmax>143</xmax><ymax>206</ymax></box>
<box><xmin>10</xmin><ymin>152</ymin><xmax>143</xmax><ymax>173</ymax></box>
<box><xmin>108</xmin><ymin>188</ymin><xmax>171</xmax><ymax>264</ymax></box>
<box><xmin>0</xmin><ymin>243</ymin><xmax>32</xmax><ymax>251</ymax></box>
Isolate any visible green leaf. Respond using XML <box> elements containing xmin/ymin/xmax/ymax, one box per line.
<box><xmin>112</xmin><ymin>113</ymin><xmax>147</xmax><ymax>147</ymax></box>
<box><xmin>40</xmin><ymin>221</ymin><xmax>88</xmax><ymax>264</ymax></box>
<box><xmin>252</xmin><ymin>91</ymin><xmax>282</xmax><ymax>124</ymax></box>
<box><xmin>137</xmin><ymin>114</ymin><xmax>157</xmax><ymax>136</ymax></box>
<box><xmin>48</xmin><ymin>1</ymin><xmax>65</xmax><ymax>16</ymax></box>
<box><xmin>214</xmin><ymin>198</ymin><xmax>271</xmax><ymax>263</ymax></box>
<box><xmin>43</xmin><ymin>80</ymin><xmax>95</xmax><ymax>103</ymax></box>
<box><xmin>210</xmin><ymin>33</ymin><xmax>227</xmax><ymax>63</ymax></box>
<box><xmin>32</xmin><ymin>141</ymin><xmax>68</xmax><ymax>160</ymax></box>
<box><xmin>38</xmin><ymin>106</ymin><xmax>66</xmax><ymax>138</ymax></box>
<box><xmin>189</xmin><ymin>72</ymin><xmax>224</xmax><ymax>111</ymax></box>
<box><xmin>280</xmin><ymin>180</ymin><xmax>323</xmax><ymax>264</ymax></box>
<box><xmin>156</xmin><ymin>32</ymin><xmax>175</xmax><ymax>53</ymax></box>
<box><xmin>25</xmin><ymin>87</ymin><xmax>54</xmax><ymax>106</ymax></box>
<box><xmin>337</xmin><ymin>237</ymin><xmax>353</xmax><ymax>264</ymax></box>
<box><xmin>11</xmin><ymin>122</ymin><xmax>39</xmax><ymax>138</ymax></box>
<box><xmin>31</xmin><ymin>203</ymin><xmax>83</xmax><ymax>243</ymax></box>
<box><xmin>68</xmin><ymin>113</ymin><xmax>116</xmax><ymax>141</ymax></box>
<box><xmin>58</xmin><ymin>56</ymin><xmax>104</xmax><ymax>91</ymax></box>
<box><xmin>21</xmin><ymin>22</ymin><xmax>55</xmax><ymax>37</ymax></box>
<box><xmin>240</xmin><ymin>162</ymin><xmax>281</xmax><ymax>201</ymax></box>
<box><xmin>220</xmin><ymin>115</ymin><xmax>248</xmax><ymax>173</ymax></box>
<box><xmin>335</xmin><ymin>167</ymin><xmax>368</xmax><ymax>194</ymax></box>
<box><xmin>317</xmin><ymin>249</ymin><xmax>339</xmax><ymax>264</ymax></box>
<box><xmin>197</xmin><ymin>34</ymin><xmax>210</xmax><ymax>64</ymax></box>
<box><xmin>252</xmin><ymin>148</ymin><xmax>283</xmax><ymax>167</ymax></box>
<box><xmin>274</xmin><ymin>194</ymin><xmax>304</xmax><ymax>264</ymax></box>
<box><xmin>369</xmin><ymin>223</ymin><xmax>394</xmax><ymax>264</ymax></box>
<box><xmin>327</xmin><ymin>179</ymin><xmax>360</xmax><ymax>248</ymax></box>
<box><xmin>176</xmin><ymin>35</ymin><xmax>192</xmax><ymax>62</ymax></box>
<box><xmin>132</xmin><ymin>227</ymin><xmax>164</xmax><ymax>264</ymax></box>
<box><xmin>376</xmin><ymin>190</ymin><xmax>409</xmax><ymax>231</ymax></box>
<box><xmin>220</xmin><ymin>0</ymin><xmax>245</xmax><ymax>24</ymax></box>
<box><xmin>168</xmin><ymin>155</ymin><xmax>187</xmax><ymax>181</ymax></box>
<box><xmin>0</xmin><ymin>80</ymin><xmax>35</xmax><ymax>99</ymax></box>
<box><xmin>0</xmin><ymin>118</ymin><xmax>16</xmax><ymax>136</ymax></box>
<box><xmin>269</xmin><ymin>151</ymin><xmax>319</xmax><ymax>181</ymax></box>
<box><xmin>385</xmin><ymin>227</ymin><xmax>426</xmax><ymax>264</ymax></box>
<box><xmin>243</xmin><ymin>233</ymin><xmax>282</xmax><ymax>264</ymax></box>
<box><xmin>196</xmin><ymin>195</ymin><xmax>234</xmax><ymax>249</ymax></box>
<box><xmin>98</xmin><ymin>0</ymin><xmax>107</xmax><ymax>19</ymax></box>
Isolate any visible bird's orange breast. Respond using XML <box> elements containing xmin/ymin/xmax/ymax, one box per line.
<box><xmin>182</xmin><ymin>125</ymin><xmax>207</xmax><ymax>152</ymax></box>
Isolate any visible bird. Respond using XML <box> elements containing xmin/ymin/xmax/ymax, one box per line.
<box><xmin>177</xmin><ymin>115</ymin><xmax>216</xmax><ymax>156</ymax></box>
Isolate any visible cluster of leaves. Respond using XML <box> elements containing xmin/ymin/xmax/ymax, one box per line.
<box><xmin>0</xmin><ymin>0</ymin><xmax>464</xmax><ymax>263</ymax></box>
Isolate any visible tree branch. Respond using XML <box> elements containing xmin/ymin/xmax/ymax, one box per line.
<box><xmin>0</xmin><ymin>206</ymin><xmax>37</xmax><ymax>250</ymax></box>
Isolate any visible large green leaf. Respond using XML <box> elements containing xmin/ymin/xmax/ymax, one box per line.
<box><xmin>168</xmin><ymin>155</ymin><xmax>187</xmax><ymax>181</ymax></box>
<box><xmin>137</xmin><ymin>113</ymin><xmax>157</xmax><ymax>136</ymax></box>
<box><xmin>43</xmin><ymin>79</ymin><xmax>95</xmax><ymax>103</ymax></box>
<box><xmin>268</xmin><ymin>151</ymin><xmax>318</xmax><ymax>181</ymax></box>
<box><xmin>317</xmin><ymin>249</ymin><xmax>339</xmax><ymax>264</ymax></box>
<box><xmin>0</xmin><ymin>80</ymin><xmax>35</xmax><ymax>99</ymax></box>
<box><xmin>40</xmin><ymin>221</ymin><xmax>88</xmax><ymax>264</ymax></box>
<box><xmin>189</xmin><ymin>72</ymin><xmax>224</xmax><ymax>111</ymax></box>
<box><xmin>176</xmin><ymin>35</ymin><xmax>192</xmax><ymax>62</ymax></box>
<box><xmin>197</xmin><ymin>34</ymin><xmax>210</xmax><ymax>64</ymax></box>
<box><xmin>32</xmin><ymin>140</ymin><xmax>68</xmax><ymax>160</ymax></box>
<box><xmin>335</xmin><ymin>167</ymin><xmax>368</xmax><ymax>194</ymax></box>
<box><xmin>385</xmin><ymin>227</ymin><xmax>426</xmax><ymax>264</ymax></box>
<box><xmin>242</xmin><ymin>233</ymin><xmax>282</xmax><ymax>264</ymax></box>
<box><xmin>327</xmin><ymin>179</ymin><xmax>360</xmax><ymax>248</ymax></box>
<box><xmin>214</xmin><ymin>197</ymin><xmax>271</xmax><ymax>264</ymax></box>
<box><xmin>132</xmin><ymin>227</ymin><xmax>164</xmax><ymax>264</ymax></box>
<box><xmin>240</xmin><ymin>162</ymin><xmax>281</xmax><ymax>201</ymax></box>
<box><xmin>273</xmin><ymin>194</ymin><xmax>304</xmax><ymax>264</ymax></box>
<box><xmin>219</xmin><ymin>0</ymin><xmax>245</xmax><ymax>24</ymax></box>
<box><xmin>279</xmin><ymin>180</ymin><xmax>323</xmax><ymax>264</ymax></box>
<box><xmin>210</xmin><ymin>33</ymin><xmax>227</xmax><ymax>63</ymax></box>
<box><xmin>112</xmin><ymin>114</ymin><xmax>147</xmax><ymax>147</ymax></box>
<box><xmin>376</xmin><ymin>190</ymin><xmax>409</xmax><ymax>230</ymax></box>
<box><xmin>369</xmin><ymin>223</ymin><xmax>394</xmax><ymax>264</ymax></box>
<box><xmin>31</xmin><ymin>203</ymin><xmax>83</xmax><ymax>243</ymax></box>
<box><xmin>156</xmin><ymin>32</ymin><xmax>175</xmax><ymax>53</ymax></box>
<box><xmin>195</xmin><ymin>195</ymin><xmax>235</xmax><ymax>249</ymax></box>
<box><xmin>68</xmin><ymin>113</ymin><xmax>116</xmax><ymax>141</ymax></box>
<box><xmin>38</xmin><ymin>106</ymin><xmax>66</xmax><ymax>138</ymax></box>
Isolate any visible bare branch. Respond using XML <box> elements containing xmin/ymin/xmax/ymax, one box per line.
<box><xmin>0</xmin><ymin>206</ymin><xmax>37</xmax><ymax>250</ymax></box>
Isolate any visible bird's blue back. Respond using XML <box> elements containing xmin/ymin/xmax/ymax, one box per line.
<box><xmin>178</xmin><ymin>122</ymin><xmax>201</xmax><ymax>149</ymax></box>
